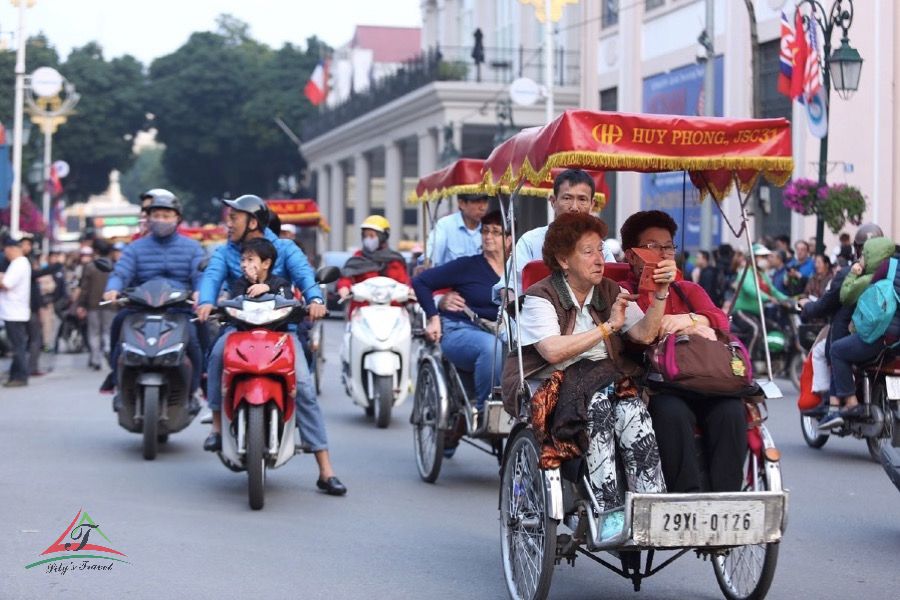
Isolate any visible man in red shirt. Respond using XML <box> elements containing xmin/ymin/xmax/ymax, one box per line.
<box><xmin>336</xmin><ymin>215</ymin><xmax>411</xmax><ymax>316</ymax></box>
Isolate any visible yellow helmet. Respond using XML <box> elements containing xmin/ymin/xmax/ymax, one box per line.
<box><xmin>361</xmin><ymin>215</ymin><xmax>391</xmax><ymax>235</ymax></box>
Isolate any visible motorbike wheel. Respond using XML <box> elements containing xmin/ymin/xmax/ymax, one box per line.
<box><xmin>500</xmin><ymin>428</ymin><xmax>557</xmax><ymax>600</ymax></box>
<box><xmin>413</xmin><ymin>361</ymin><xmax>444</xmax><ymax>483</ymax></box>
<box><xmin>712</xmin><ymin>442</ymin><xmax>780</xmax><ymax>600</ymax></box>
<box><xmin>372</xmin><ymin>375</ymin><xmax>393</xmax><ymax>429</ymax></box>
<box><xmin>866</xmin><ymin>381</ymin><xmax>892</xmax><ymax>463</ymax></box>
<box><xmin>141</xmin><ymin>386</ymin><xmax>160</xmax><ymax>461</ymax></box>
<box><xmin>789</xmin><ymin>353</ymin><xmax>804</xmax><ymax>392</ymax></box>
<box><xmin>247</xmin><ymin>405</ymin><xmax>266</xmax><ymax>510</ymax></box>
<box><xmin>800</xmin><ymin>414</ymin><xmax>829</xmax><ymax>449</ymax></box>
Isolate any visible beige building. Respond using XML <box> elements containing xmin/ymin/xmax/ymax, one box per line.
<box><xmin>303</xmin><ymin>1</ymin><xmax>898</xmax><ymax>252</ymax></box>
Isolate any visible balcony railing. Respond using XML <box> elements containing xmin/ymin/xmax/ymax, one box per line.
<box><xmin>301</xmin><ymin>45</ymin><xmax>580</xmax><ymax>141</ymax></box>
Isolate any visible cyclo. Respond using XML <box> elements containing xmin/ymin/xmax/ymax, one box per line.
<box><xmin>485</xmin><ymin>110</ymin><xmax>791</xmax><ymax>600</ymax></box>
<box><xmin>408</xmin><ymin>159</ymin><xmax>611</xmax><ymax>482</ymax></box>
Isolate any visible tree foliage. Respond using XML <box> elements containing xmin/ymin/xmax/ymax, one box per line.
<box><xmin>0</xmin><ymin>16</ymin><xmax>327</xmax><ymax>221</ymax></box>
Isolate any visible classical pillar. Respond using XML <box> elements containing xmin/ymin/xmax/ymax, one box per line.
<box><xmin>417</xmin><ymin>129</ymin><xmax>438</xmax><ymax>235</ymax></box>
<box><xmin>353</xmin><ymin>152</ymin><xmax>370</xmax><ymax>231</ymax></box>
<box><xmin>721</xmin><ymin>0</ymin><xmax>751</xmax><ymax>248</ymax></box>
<box><xmin>330</xmin><ymin>161</ymin><xmax>346</xmax><ymax>251</ymax></box>
<box><xmin>579</xmin><ymin>0</ymin><xmax>600</xmax><ymax>110</ymax></box>
<box><xmin>615</xmin><ymin>0</ymin><xmax>643</xmax><ymax>235</ymax></box>
<box><xmin>384</xmin><ymin>140</ymin><xmax>403</xmax><ymax>241</ymax></box>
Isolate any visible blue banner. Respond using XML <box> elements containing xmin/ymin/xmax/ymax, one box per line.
<box><xmin>642</xmin><ymin>58</ymin><xmax>723</xmax><ymax>253</ymax></box>
<box><xmin>0</xmin><ymin>144</ymin><xmax>11</xmax><ymax>210</ymax></box>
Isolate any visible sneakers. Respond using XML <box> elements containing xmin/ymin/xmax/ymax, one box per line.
<box><xmin>600</xmin><ymin>509</ymin><xmax>625</xmax><ymax>541</ymax></box>
<box><xmin>2</xmin><ymin>379</ymin><xmax>27</xmax><ymax>388</ymax></box>
<box><xmin>817</xmin><ymin>410</ymin><xmax>844</xmax><ymax>430</ymax></box>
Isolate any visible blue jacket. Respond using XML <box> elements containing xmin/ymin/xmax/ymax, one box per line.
<box><xmin>199</xmin><ymin>228</ymin><xmax>323</xmax><ymax>306</ymax></box>
<box><xmin>105</xmin><ymin>232</ymin><xmax>204</xmax><ymax>293</ymax></box>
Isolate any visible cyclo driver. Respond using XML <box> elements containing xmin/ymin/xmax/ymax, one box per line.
<box><xmin>102</xmin><ymin>189</ymin><xmax>205</xmax><ymax>412</ymax></box>
<box><xmin>196</xmin><ymin>194</ymin><xmax>346</xmax><ymax>496</ymax></box>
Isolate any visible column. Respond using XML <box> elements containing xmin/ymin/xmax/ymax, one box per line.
<box><xmin>353</xmin><ymin>152</ymin><xmax>370</xmax><ymax>228</ymax></box>
<box><xmin>578</xmin><ymin>1</ymin><xmax>600</xmax><ymax>110</ymax></box>
<box><xmin>417</xmin><ymin>129</ymin><xmax>438</xmax><ymax>236</ymax></box>
<box><xmin>615</xmin><ymin>0</ymin><xmax>643</xmax><ymax>235</ymax></box>
<box><xmin>330</xmin><ymin>161</ymin><xmax>345</xmax><ymax>251</ymax></box>
<box><xmin>722</xmin><ymin>0</ymin><xmax>751</xmax><ymax>248</ymax></box>
<box><xmin>316</xmin><ymin>165</ymin><xmax>331</xmax><ymax>248</ymax></box>
<box><xmin>384</xmin><ymin>140</ymin><xmax>403</xmax><ymax>241</ymax></box>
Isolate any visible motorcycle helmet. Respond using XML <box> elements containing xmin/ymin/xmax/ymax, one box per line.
<box><xmin>224</xmin><ymin>194</ymin><xmax>270</xmax><ymax>232</ymax></box>
<box><xmin>766</xmin><ymin>330</ymin><xmax>786</xmax><ymax>353</ymax></box>
<box><xmin>361</xmin><ymin>215</ymin><xmax>391</xmax><ymax>244</ymax></box>
<box><xmin>141</xmin><ymin>188</ymin><xmax>181</xmax><ymax>215</ymax></box>
<box><xmin>854</xmin><ymin>223</ymin><xmax>884</xmax><ymax>259</ymax></box>
<box><xmin>142</xmin><ymin>188</ymin><xmax>182</xmax><ymax>216</ymax></box>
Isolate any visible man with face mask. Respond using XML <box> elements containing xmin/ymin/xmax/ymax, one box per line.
<box><xmin>101</xmin><ymin>190</ymin><xmax>205</xmax><ymax>405</ymax></box>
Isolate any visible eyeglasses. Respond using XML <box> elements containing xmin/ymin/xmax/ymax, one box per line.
<box><xmin>636</xmin><ymin>242</ymin><xmax>678</xmax><ymax>255</ymax></box>
<box><xmin>481</xmin><ymin>228</ymin><xmax>505</xmax><ymax>237</ymax></box>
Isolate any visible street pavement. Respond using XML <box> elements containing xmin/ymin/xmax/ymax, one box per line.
<box><xmin>2</xmin><ymin>318</ymin><xmax>900</xmax><ymax>599</ymax></box>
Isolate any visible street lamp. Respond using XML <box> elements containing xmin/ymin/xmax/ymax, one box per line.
<box><xmin>796</xmin><ymin>0</ymin><xmax>862</xmax><ymax>254</ymax></box>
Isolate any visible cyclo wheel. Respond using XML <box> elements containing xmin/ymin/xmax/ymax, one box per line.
<box><xmin>799</xmin><ymin>414</ymin><xmax>829</xmax><ymax>449</ymax></box>
<box><xmin>413</xmin><ymin>361</ymin><xmax>444</xmax><ymax>483</ymax></box>
<box><xmin>712</xmin><ymin>444</ymin><xmax>780</xmax><ymax>600</ymax></box>
<box><xmin>500</xmin><ymin>428</ymin><xmax>556</xmax><ymax>600</ymax></box>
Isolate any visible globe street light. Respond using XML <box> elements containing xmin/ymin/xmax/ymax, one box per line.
<box><xmin>796</xmin><ymin>0</ymin><xmax>863</xmax><ymax>254</ymax></box>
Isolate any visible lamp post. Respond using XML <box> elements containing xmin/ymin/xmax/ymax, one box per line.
<box><xmin>796</xmin><ymin>0</ymin><xmax>863</xmax><ymax>254</ymax></box>
<box><xmin>9</xmin><ymin>0</ymin><xmax>34</xmax><ymax>239</ymax></box>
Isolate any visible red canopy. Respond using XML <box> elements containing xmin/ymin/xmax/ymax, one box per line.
<box><xmin>409</xmin><ymin>158</ymin><xmax>608</xmax><ymax>209</ymax></box>
<box><xmin>482</xmin><ymin>110</ymin><xmax>794</xmax><ymax>201</ymax></box>
<box><xmin>266</xmin><ymin>199</ymin><xmax>329</xmax><ymax>231</ymax></box>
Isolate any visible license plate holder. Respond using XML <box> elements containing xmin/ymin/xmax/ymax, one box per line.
<box><xmin>647</xmin><ymin>500</ymin><xmax>766</xmax><ymax>547</ymax></box>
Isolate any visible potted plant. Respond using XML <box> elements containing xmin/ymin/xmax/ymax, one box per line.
<box><xmin>782</xmin><ymin>179</ymin><xmax>866</xmax><ymax>233</ymax></box>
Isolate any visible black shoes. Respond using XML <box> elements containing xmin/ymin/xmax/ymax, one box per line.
<box><xmin>316</xmin><ymin>476</ymin><xmax>347</xmax><ymax>496</ymax></box>
<box><xmin>99</xmin><ymin>372</ymin><xmax>115</xmax><ymax>394</ymax></box>
<box><xmin>203</xmin><ymin>432</ymin><xmax>222</xmax><ymax>452</ymax></box>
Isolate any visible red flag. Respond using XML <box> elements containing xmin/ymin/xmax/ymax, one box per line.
<box><xmin>777</xmin><ymin>11</ymin><xmax>794</xmax><ymax>97</ymax></box>
<box><xmin>48</xmin><ymin>164</ymin><xmax>63</xmax><ymax>198</ymax></box>
<box><xmin>304</xmin><ymin>60</ymin><xmax>328</xmax><ymax>106</ymax></box>
<box><xmin>790</xmin><ymin>11</ymin><xmax>809</xmax><ymax>101</ymax></box>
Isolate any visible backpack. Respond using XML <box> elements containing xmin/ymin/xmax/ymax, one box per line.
<box><xmin>852</xmin><ymin>258</ymin><xmax>899</xmax><ymax>344</ymax></box>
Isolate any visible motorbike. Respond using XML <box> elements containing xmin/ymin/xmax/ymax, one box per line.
<box><xmin>215</xmin><ymin>267</ymin><xmax>338</xmax><ymax>510</ymax></box>
<box><xmin>801</xmin><ymin>347</ymin><xmax>899</xmax><ymax>463</ymax></box>
<box><xmin>105</xmin><ymin>279</ymin><xmax>197</xmax><ymax>460</ymax></box>
<box><xmin>340</xmin><ymin>276</ymin><xmax>413</xmax><ymax>428</ymax></box>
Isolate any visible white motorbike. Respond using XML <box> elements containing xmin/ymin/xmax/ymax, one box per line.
<box><xmin>340</xmin><ymin>276</ymin><xmax>413</xmax><ymax>428</ymax></box>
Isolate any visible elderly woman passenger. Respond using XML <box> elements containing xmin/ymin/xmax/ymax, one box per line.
<box><xmin>509</xmin><ymin>212</ymin><xmax>673</xmax><ymax>539</ymax></box>
<box><xmin>619</xmin><ymin>210</ymin><xmax>746</xmax><ymax>493</ymax></box>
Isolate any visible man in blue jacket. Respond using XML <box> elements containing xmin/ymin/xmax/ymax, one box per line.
<box><xmin>102</xmin><ymin>190</ymin><xmax>205</xmax><ymax>409</ymax></box>
<box><xmin>196</xmin><ymin>195</ymin><xmax>346</xmax><ymax>496</ymax></box>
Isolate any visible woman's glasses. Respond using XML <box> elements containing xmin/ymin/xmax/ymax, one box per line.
<box><xmin>636</xmin><ymin>242</ymin><xmax>678</xmax><ymax>255</ymax></box>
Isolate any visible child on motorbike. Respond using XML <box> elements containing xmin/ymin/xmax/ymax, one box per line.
<box><xmin>230</xmin><ymin>238</ymin><xmax>291</xmax><ymax>301</ymax></box>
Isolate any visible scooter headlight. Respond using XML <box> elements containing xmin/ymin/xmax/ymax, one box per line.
<box><xmin>370</xmin><ymin>287</ymin><xmax>391</xmax><ymax>305</ymax></box>
<box><xmin>154</xmin><ymin>342</ymin><xmax>185</xmax><ymax>366</ymax></box>
<box><xmin>122</xmin><ymin>343</ymin><xmax>147</xmax><ymax>365</ymax></box>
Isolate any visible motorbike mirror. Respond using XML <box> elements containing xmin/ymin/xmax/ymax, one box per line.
<box><xmin>316</xmin><ymin>266</ymin><xmax>340</xmax><ymax>285</ymax></box>
<box><xmin>93</xmin><ymin>257</ymin><xmax>114</xmax><ymax>273</ymax></box>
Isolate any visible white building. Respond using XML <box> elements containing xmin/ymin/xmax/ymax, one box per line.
<box><xmin>303</xmin><ymin>0</ymin><xmax>898</xmax><ymax>252</ymax></box>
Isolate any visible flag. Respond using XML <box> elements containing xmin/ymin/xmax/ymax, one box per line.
<box><xmin>803</xmin><ymin>17</ymin><xmax>822</xmax><ymax>102</ymax></box>
<box><xmin>777</xmin><ymin>11</ymin><xmax>794</xmax><ymax>97</ymax></box>
<box><xmin>48</xmin><ymin>163</ymin><xmax>63</xmax><ymax>198</ymax></box>
<box><xmin>789</xmin><ymin>10</ymin><xmax>809</xmax><ymax>101</ymax></box>
<box><xmin>304</xmin><ymin>60</ymin><xmax>328</xmax><ymax>106</ymax></box>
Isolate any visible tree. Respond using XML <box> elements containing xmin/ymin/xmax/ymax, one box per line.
<box><xmin>145</xmin><ymin>15</ymin><xmax>329</xmax><ymax>222</ymax></box>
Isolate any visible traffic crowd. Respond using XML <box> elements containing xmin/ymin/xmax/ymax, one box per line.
<box><xmin>1</xmin><ymin>172</ymin><xmax>894</xmax><ymax>509</ymax></box>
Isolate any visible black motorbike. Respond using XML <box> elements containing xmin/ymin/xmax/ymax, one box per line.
<box><xmin>107</xmin><ymin>279</ymin><xmax>197</xmax><ymax>460</ymax></box>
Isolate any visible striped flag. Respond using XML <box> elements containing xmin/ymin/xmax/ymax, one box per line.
<box><xmin>789</xmin><ymin>10</ymin><xmax>809</xmax><ymax>101</ymax></box>
<box><xmin>304</xmin><ymin>60</ymin><xmax>328</xmax><ymax>106</ymax></box>
<box><xmin>777</xmin><ymin>11</ymin><xmax>794</xmax><ymax>97</ymax></box>
<box><xmin>803</xmin><ymin>18</ymin><xmax>823</xmax><ymax>102</ymax></box>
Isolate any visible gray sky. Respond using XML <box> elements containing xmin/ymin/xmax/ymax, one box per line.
<box><xmin>0</xmin><ymin>0</ymin><xmax>422</xmax><ymax>65</ymax></box>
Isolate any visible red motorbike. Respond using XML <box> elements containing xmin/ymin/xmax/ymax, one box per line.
<box><xmin>214</xmin><ymin>268</ymin><xmax>337</xmax><ymax>510</ymax></box>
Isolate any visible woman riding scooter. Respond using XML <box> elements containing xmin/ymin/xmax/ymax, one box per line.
<box><xmin>336</xmin><ymin>216</ymin><xmax>411</xmax><ymax>311</ymax></box>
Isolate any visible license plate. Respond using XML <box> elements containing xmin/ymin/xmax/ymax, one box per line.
<box><xmin>648</xmin><ymin>500</ymin><xmax>766</xmax><ymax>547</ymax></box>
<box><xmin>886</xmin><ymin>376</ymin><xmax>900</xmax><ymax>400</ymax></box>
